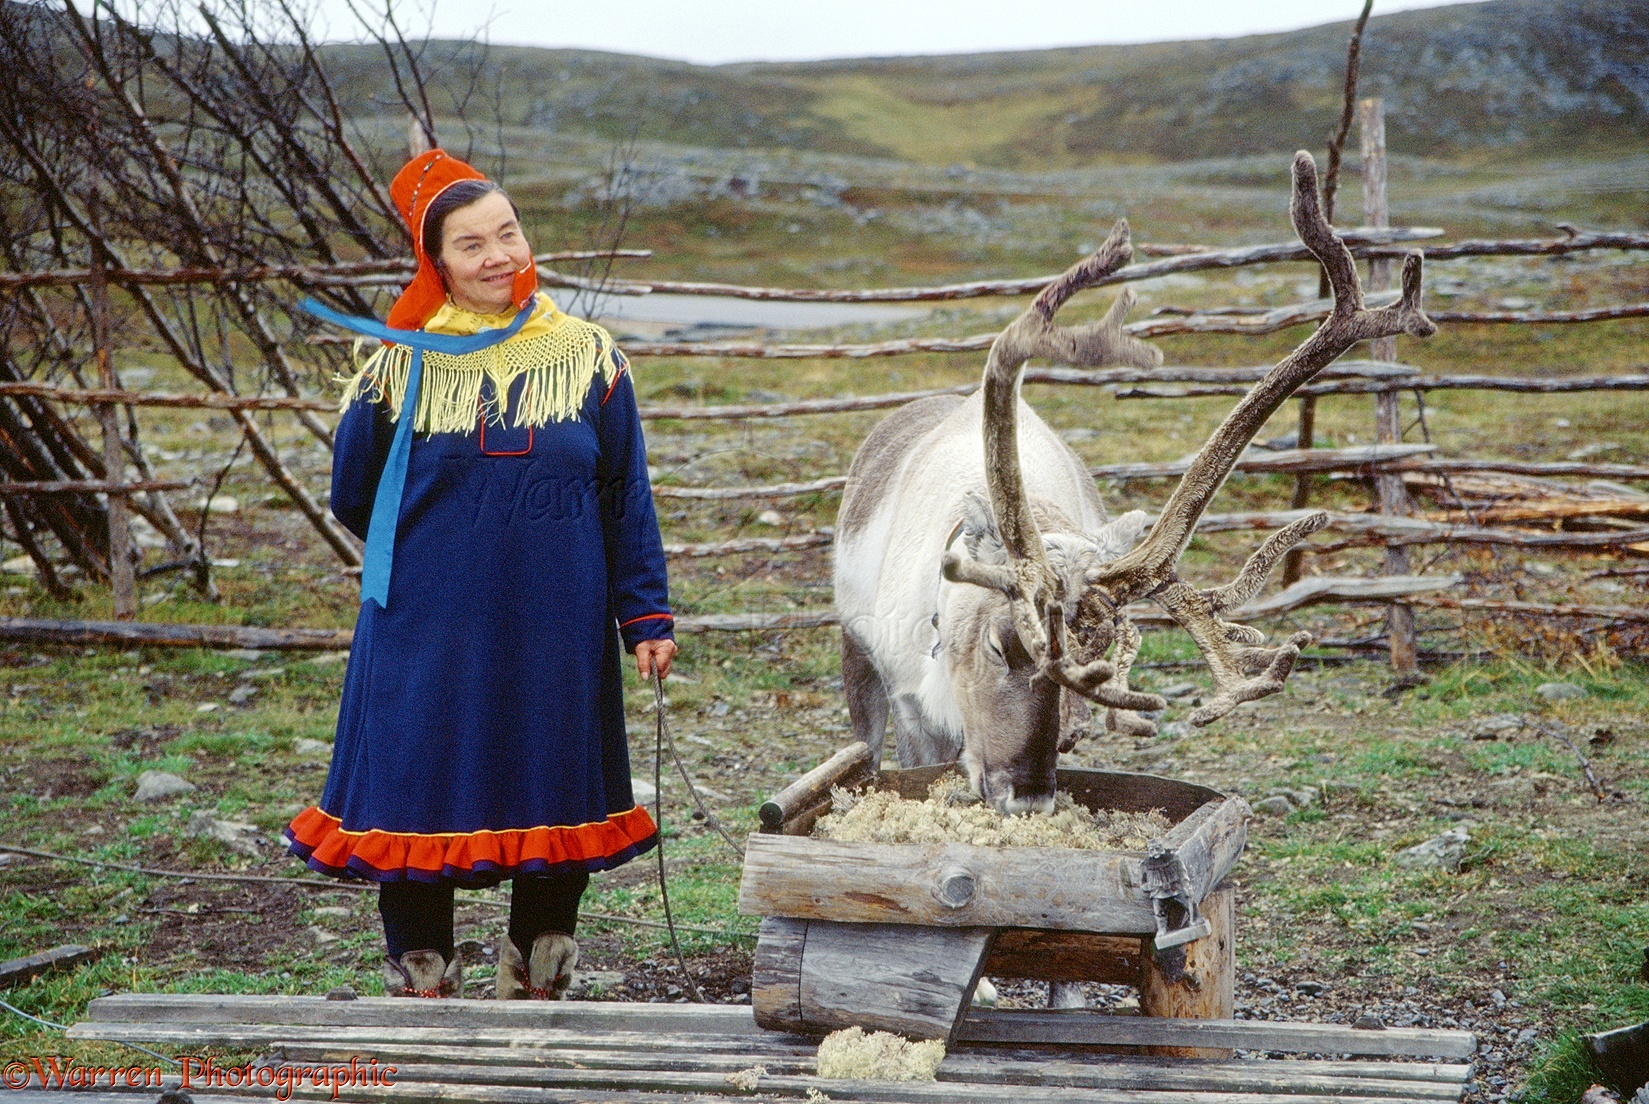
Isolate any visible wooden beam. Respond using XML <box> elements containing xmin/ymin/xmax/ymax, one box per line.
<box><xmin>982</xmin><ymin>930</ymin><xmax>1144</xmax><ymax>986</ymax></box>
<box><xmin>264</xmin><ymin>1046</ymin><xmax>1467</xmax><ymax>1099</ymax></box>
<box><xmin>237</xmin><ymin>1059</ymin><xmax>1455</xmax><ymax>1104</ymax></box>
<box><xmin>1116</xmin><ymin>373</ymin><xmax>1649</xmax><ymax>400</ymax></box>
<box><xmin>0</xmin><ymin>618</ymin><xmax>352</xmax><ymax>651</ymax></box>
<box><xmin>1414</xmin><ymin>595</ymin><xmax>1649</xmax><ymax>623</ymax></box>
<box><xmin>758</xmin><ymin>742</ymin><xmax>874</xmax><ymax>830</ymax></box>
<box><xmin>24</xmin><ymin>226</ymin><xmax>1649</xmax><ymax>298</ymax></box>
<box><xmin>0</xmin><ymin>250</ymin><xmax>651</xmax><ymax>290</ymax></box>
<box><xmin>0</xmin><ymin>944</ymin><xmax>96</xmax><ymax>988</ymax></box>
<box><xmin>739</xmin><ymin>834</ymin><xmax>1160</xmax><ymax>934</ymax></box>
<box><xmin>958</xmin><ymin>1009</ymin><xmax>1477</xmax><ymax>1059</ymax></box>
<box><xmin>663</xmin><ymin>532</ymin><xmax>833</xmax><ymax>558</ymax></box>
<box><xmin>1090</xmin><ymin>444</ymin><xmax>1435</xmax><ymax>482</ymax></box>
<box><xmin>81</xmin><ymin>992</ymin><xmax>763</xmax><ymax>1032</ymax></box>
<box><xmin>0</xmin><ymin>479</ymin><xmax>191</xmax><ymax>496</ymax></box>
<box><xmin>1191</xmin><ymin>509</ymin><xmax>1649</xmax><ymax>550</ymax></box>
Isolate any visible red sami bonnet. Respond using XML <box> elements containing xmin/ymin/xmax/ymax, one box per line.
<box><xmin>385</xmin><ymin>149</ymin><xmax>539</xmax><ymax>332</ymax></box>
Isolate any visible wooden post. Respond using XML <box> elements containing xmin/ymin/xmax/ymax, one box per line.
<box><xmin>84</xmin><ymin>206</ymin><xmax>137</xmax><ymax>621</ymax></box>
<box><xmin>1281</xmin><ymin>395</ymin><xmax>1316</xmax><ymax>584</ymax></box>
<box><xmin>1358</xmin><ymin>97</ymin><xmax>1418</xmax><ymax>674</ymax></box>
<box><xmin>1139</xmin><ymin>884</ymin><xmax>1235</xmax><ymax>1059</ymax></box>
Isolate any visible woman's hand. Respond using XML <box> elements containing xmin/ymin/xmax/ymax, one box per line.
<box><xmin>636</xmin><ymin>639</ymin><xmax>677</xmax><ymax>682</ymax></box>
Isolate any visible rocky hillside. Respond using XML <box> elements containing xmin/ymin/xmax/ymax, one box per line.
<box><xmin>317</xmin><ymin>0</ymin><xmax>1649</xmax><ymax>166</ymax></box>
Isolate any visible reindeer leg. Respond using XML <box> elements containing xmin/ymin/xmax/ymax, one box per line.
<box><xmin>842</xmin><ymin>629</ymin><xmax>891</xmax><ymax>768</ymax></box>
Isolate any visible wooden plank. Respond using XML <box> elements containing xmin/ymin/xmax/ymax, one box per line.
<box><xmin>877</xmin><ymin>765</ymin><xmax>1228</xmax><ymax>825</ymax></box>
<box><xmin>1585</xmin><ymin>1020</ymin><xmax>1649</xmax><ymax>1099</ymax></box>
<box><xmin>1169</xmin><ymin>801</ymin><xmax>1251</xmax><ymax>904</ymax></box>
<box><xmin>759</xmin><ymin>742</ymin><xmax>873</xmax><ymax>830</ymax></box>
<box><xmin>0</xmin><ymin>944</ymin><xmax>96</xmax><ymax>988</ymax></box>
<box><xmin>273</xmin><ymin>1044</ymin><xmax>819</xmax><ymax>1076</ymax></box>
<box><xmin>245</xmin><ymin>1061</ymin><xmax>1454</xmax><ymax>1104</ymax></box>
<box><xmin>1141</xmin><ymin>887</ymin><xmax>1237</xmax><ymax>1058</ymax></box>
<box><xmin>951</xmin><ymin>1054</ymin><xmax>1473</xmax><ymax>1086</ymax></box>
<box><xmin>0</xmin><ymin>618</ymin><xmax>354</xmax><ymax>651</ymax></box>
<box><xmin>69</xmin><ymin>1020</ymin><xmax>785</xmax><ymax>1052</ymax></box>
<box><xmin>80</xmin><ymin>993</ymin><xmax>762</xmax><ymax>1032</ymax></box>
<box><xmin>738</xmin><ymin>833</ymin><xmax>1158</xmax><ymax>933</ymax></box>
<box><xmin>751</xmin><ymin>917</ymin><xmax>808</xmax><ymax>1033</ymax></box>
<box><xmin>959</xmin><ymin>1010</ymin><xmax>1477</xmax><ymax>1059</ymax></box>
<box><xmin>1049</xmin><ymin>768</ymin><xmax>1228</xmax><ymax>824</ymax></box>
<box><xmin>796</xmin><ymin>921</ymin><xmax>993</xmax><ymax>1043</ymax></box>
<box><xmin>982</xmin><ymin>930</ymin><xmax>1144</xmax><ymax>985</ymax></box>
<box><xmin>0</xmin><ymin>1096</ymin><xmax>252</xmax><ymax>1104</ymax></box>
<box><xmin>779</xmin><ymin>797</ymin><xmax>833</xmax><ymax>837</ymax></box>
<box><xmin>275</xmin><ymin>1043</ymin><xmax>1470</xmax><ymax>1095</ymax></box>
<box><xmin>940</xmin><ymin>1056</ymin><xmax>1462</xmax><ymax>1098</ymax></box>
<box><xmin>1089</xmin><ymin>444</ymin><xmax>1435</xmax><ymax>482</ymax></box>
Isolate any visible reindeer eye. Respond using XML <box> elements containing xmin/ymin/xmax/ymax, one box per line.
<box><xmin>985</xmin><ymin>629</ymin><xmax>1004</xmax><ymax>661</ymax></box>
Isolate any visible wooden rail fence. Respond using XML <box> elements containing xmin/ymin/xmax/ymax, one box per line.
<box><xmin>3</xmin><ymin>112</ymin><xmax>1646</xmax><ymax>660</ymax></box>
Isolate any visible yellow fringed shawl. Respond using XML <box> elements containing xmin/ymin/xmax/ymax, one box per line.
<box><xmin>338</xmin><ymin>296</ymin><xmax>623</xmax><ymax>434</ymax></box>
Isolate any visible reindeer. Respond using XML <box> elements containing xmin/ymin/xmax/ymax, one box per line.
<box><xmin>834</xmin><ymin>152</ymin><xmax>1434</xmax><ymax>815</ymax></box>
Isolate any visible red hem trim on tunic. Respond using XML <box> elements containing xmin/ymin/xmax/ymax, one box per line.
<box><xmin>283</xmin><ymin>804</ymin><xmax>657</xmax><ymax>882</ymax></box>
<box><xmin>619</xmin><ymin>612</ymin><xmax>673</xmax><ymax>628</ymax></box>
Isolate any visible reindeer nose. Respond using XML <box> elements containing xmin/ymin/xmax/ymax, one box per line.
<box><xmin>995</xmin><ymin>788</ymin><xmax>1056</xmax><ymax>817</ymax></box>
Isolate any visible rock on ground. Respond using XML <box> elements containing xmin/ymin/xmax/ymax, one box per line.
<box><xmin>187</xmin><ymin>811</ymin><xmax>268</xmax><ymax>856</ymax></box>
<box><xmin>133</xmin><ymin>770</ymin><xmax>196</xmax><ymax>803</ymax></box>
<box><xmin>1394</xmin><ymin>827</ymin><xmax>1471</xmax><ymax>873</ymax></box>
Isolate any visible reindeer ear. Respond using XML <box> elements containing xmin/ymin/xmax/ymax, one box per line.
<box><xmin>960</xmin><ymin>492</ymin><xmax>1007</xmax><ymax>565</ymax></box>
<box><xmin>1091</xmin><ymin>509</ymin><xmax>1150</xmax><ymax>563</ymax></box>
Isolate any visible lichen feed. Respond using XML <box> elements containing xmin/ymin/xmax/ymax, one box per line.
<box><xmin>814</xmin><ymin>1026</ymin><xmax>946</xmax><ymax>1081</ymax></box>
<box><xmin>814</xmin><ymin>775</ymin><xmax>1172</xmax><ymax>850</ymax></box>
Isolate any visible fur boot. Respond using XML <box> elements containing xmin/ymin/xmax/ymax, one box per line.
<box><xmin>383</xmin><ymin>949</ymin><xmax>461</xmax><ymax>998</ymax></box>
<box><xmin>496</xmin><ymin>932</ymin><xmax>578</xmax><ymax>999</ymax></box>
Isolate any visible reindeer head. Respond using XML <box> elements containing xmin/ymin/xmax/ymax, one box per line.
<box><xmin>938</xmin><ymin>494</ymin><xmax>1153</xmax><ymax>813</ymax></box>
<box><xmin>944</xmin><ymin>152</ymin><xmax>1435</xmax><ymax>811</ymax></box>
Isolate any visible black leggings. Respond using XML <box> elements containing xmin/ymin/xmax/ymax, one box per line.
<box><xmin>378</xmin><ymin>870</ymin><xmax>589</xmax><ymax>961</ymax></box>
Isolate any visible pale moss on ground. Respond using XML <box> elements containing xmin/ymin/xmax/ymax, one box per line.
<box><xmin>814</xmin><ymin>1026</ymin><xmax>946</xmax><ymax>1081</ymax></box>
<box><xmin>816</xmin><ymin>774</ymin><xmax>1172</xmax><ymax>850</ymax></box>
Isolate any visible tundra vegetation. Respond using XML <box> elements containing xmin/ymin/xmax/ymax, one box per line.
<box><xmin>1</xmin><ymin>7</ymin><xmax>1647</xmax><ymax>1104</ymax></box>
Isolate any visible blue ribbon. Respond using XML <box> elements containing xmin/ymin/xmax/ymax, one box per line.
<box><xmin>299</xmin><ymin>296</ymin><xmax>537</xmax><ymax>608</ymax></box>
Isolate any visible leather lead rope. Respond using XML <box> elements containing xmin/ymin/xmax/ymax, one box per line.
<box><xmin>653</xmin><ymin>669</ymin><xmax>705</xmax><ymax>1003</ymax></box>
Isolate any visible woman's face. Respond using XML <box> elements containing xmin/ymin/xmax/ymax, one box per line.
<box><xmin>435</xmin><ymin>191</ymin><xmax>534</xmax><ymax>314</ymax></box>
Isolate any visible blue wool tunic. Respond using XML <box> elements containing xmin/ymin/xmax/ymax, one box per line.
<box><xmin>285</xmin><ymin>363</ymin><xmax>670</xmax><ymax>886</ymax></box>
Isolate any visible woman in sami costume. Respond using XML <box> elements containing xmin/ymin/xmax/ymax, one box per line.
<box><xmin>283</xmin><ymin>149</ymin><xmax>675</xmax><ymax>999</ymax></box>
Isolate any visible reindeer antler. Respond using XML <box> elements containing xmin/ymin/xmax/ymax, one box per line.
<box><xmin>942</xmin><ymin>218</ymin><xmax>1165</xmax><ymax>714</ymax></box>
<box><xmin>1076</xmin><ymin>151</ymin><xmax>1436</xmax><ymax>726</ymax></box>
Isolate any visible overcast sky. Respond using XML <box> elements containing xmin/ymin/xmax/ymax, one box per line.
<box><xmin>307</xmin><ymin>0</ymin><xmax>1487</xmax><ymax>64</ymax></box>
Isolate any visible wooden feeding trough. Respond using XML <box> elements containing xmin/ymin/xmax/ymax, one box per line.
<box><xmin>739</xmin><ymin>742</ymin><xmax>1249</xmax><ymax>1050</ymax></box>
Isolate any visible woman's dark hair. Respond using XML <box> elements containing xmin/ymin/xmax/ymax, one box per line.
<box><xmin>422</xmin><ymin>179</ymin><xmax>522</xmax><ymax>274</ymax></box>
